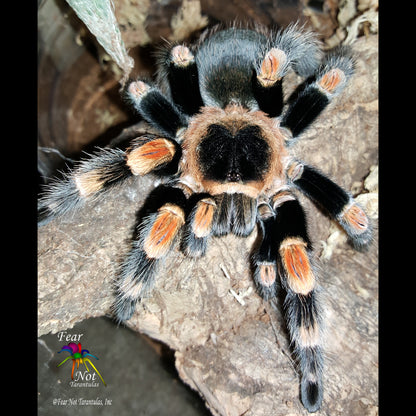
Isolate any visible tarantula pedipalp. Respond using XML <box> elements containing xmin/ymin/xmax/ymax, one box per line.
<box><xmin>38</xmin><ymin>23</ymin><xmax>372</xmax><ymax>413</ymax></box>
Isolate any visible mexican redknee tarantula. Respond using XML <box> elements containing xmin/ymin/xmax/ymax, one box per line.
<box><xmin>38</xmin><ymin>23</ymin><xmax>372</xmax><ymax>413</ymax></box>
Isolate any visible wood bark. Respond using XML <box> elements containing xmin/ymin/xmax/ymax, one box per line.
<box><xmin>38</xmin><ymin>34</ymin><xmax>378</xmax><ymax>416</ymax></box>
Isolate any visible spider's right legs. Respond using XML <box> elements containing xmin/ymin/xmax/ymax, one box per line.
<box><xmin>114</xmin><ymin>185</ymin><xmax>187</xmax><ymax>322</ymax></box>
<box><xmin>252</xmin><ymin>190</ymin><xmax>324</xmax><ymax>413</ymax></box>
<box><xmin>38</xmin><ymin>134</ymin><xmax>181</xmax><ymax>225</ymax></box>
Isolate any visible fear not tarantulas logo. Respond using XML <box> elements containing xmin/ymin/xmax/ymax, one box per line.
<box><xmin>57</xmin><ymin>342</ymin><xmax>107</xmax><ymax>386</ymax></box>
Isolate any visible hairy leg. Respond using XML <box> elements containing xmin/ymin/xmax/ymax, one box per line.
<box><xmin>114</xmin><ymin>185</ymin><xmax>187</xmax><ymax>322</ymax></box>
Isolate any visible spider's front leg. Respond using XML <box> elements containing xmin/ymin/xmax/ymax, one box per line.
<box><xmin>252</xmin><ymin>190</ymin><xmax>324</xmax><ymax>413</ymax></box>
<box><xmin>114</xmin><ymin>184</ymin><xmax>187</xmax><ymax>322</ymax></box>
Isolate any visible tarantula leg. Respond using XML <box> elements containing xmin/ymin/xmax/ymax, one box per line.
<box><xmin>126</xmin><ymin>80</ymin><xmax>188</xmax><ymax>138</ymax></box>
<box><xmin>143</xmin><ymin>204</ymin><xmax>185</xmax><ymax>258</ymax></box>
<box><xmin>280</xmin><ymin>47</ymin><xmax>355</xmax><ymax>142</ymax></box>
<box><xmin>275</xmin><ymin>196</ymin><xmax>324</xmax><ymax>413</ymax></box>
<box><xmin>252</xmin><ymin>48</ymin><xmax>285</xmax><ymax>117</ymax></box>
<box><xmin>253</xmin><ymin>23</ymin><xmax>322</xmax><ymax>117</ymax></box>
<box><xmin>287</xmin><ymin>160</ymin><xmax>372</xmax><ymax>248</ymax></box>
<box><xmin>165</xmin><ymin>45</ymin><xmax>204</xmax><ymax>116</ymax></box>
<box><xmin>284</xmin><ymin>291</ymin><xmax>324</xmax><ymax>413</ymax></box>
<box><xmin>251</xmin><ymin>200</ymin><xmax>278</xmax><ymax>299</ymax></box>
<box><xmin>37</xmin><ymin>133</ymin><xmax>182</xmax><ymax>225</ymax></box>
<box><xmin>257</xmin><ymin>48</ymin><xmax>287</xmax><ymax>88</ymax></box>
<box><xmin>38</xmin><ymin>148</ymin><xmax>131</xmax><ymax>225</ymax></box>
<box><xmin>181</xmin><ymin>193</ymin><xmax>216</xmax><ymax>257</ymax></box>
<box><xmin>126</xmin><ymin>134</ymin><xmax>181</xmax><ymax>176</ymax></box>
<box><xmin>253</xmin><ymin>190</ymin><xmax>324</xmax><ymax>412</ymax></box>
<box><xmin>114</xmin><ymin>185</ymin><xmax>186</xmax><ymax>322</ymax></box>
<box><xmin>212</xmin><ymin>193</ymin><xmax>257</xmax><ymax>237</ymax></box>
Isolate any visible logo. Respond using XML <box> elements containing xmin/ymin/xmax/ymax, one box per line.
<box><xmin>57</xmin><ymin>342</ymin><xmax>107</xmax><ymax>387</ymax></box>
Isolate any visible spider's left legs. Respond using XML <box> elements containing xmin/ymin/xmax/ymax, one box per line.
<box><xmin>252</xmin><ymin>191</ymin><xmax>324</xmax><ymax>412</ymax></box>
<box><xmin>114</xmin><ymin>184</ymin><xmax>187</xmax><ymax>322</ymax></box>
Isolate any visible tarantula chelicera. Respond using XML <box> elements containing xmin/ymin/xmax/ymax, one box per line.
<box><xmin>39</xmin><ymin>23</ymin><xmax>372</xmax><ymax>412</ymax></box>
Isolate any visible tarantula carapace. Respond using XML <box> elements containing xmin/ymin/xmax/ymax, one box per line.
<box><xmin>38</xmin><ymin>23</ymin><xmax>372</xmax><ymax>412</ymax></box>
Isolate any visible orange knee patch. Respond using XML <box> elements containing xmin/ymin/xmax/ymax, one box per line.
<box><xmin>257</xmin><ymin>48</ymin><xmax>287</xmax><ymax>87</ymax></box>
<box><xmin>318</xmin><ymin>68</ymin><xmax>345</xmax><ymax>93</ymax></box>
<box><xmin>143</xmin><ymin>204</ymin><xmax>185</xmax><ymax>258</ymax></box>
<box><xmin>342</xmin><ymin>203</ymin><xmax>369</xmax><ymax>233</ymax></box>
<box><xmin>280</xmin><ymin>238</ymin><xmax>315</xmax><ymax>295</ymax></box>
<box><xmin>127</xmin><ymin>139</ymin><xmax>176</xmax><ymax>175</ymax></box>
<box><xmin>192</xmin><ymin>198</ymin><xmax>216</xmax><ymax>238</ymax></box>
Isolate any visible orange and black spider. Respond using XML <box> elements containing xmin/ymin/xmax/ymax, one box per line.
<box><xmin>39</xmin><ymin>23</ymin><xmax>372</xmax><ymax>412</ymax></box>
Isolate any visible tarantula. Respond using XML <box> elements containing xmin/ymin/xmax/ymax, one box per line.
<box><xmin>38</xmin><ymin>23</ymin><xmax>372</xmax><ymax>412</ymax></box>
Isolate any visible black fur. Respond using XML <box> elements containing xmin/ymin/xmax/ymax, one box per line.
<box><xmin>284</xmin><ymin>291</ymin><xmax>324</xmax><ymax>413</ymax></box>
<box><xmin>135</xmin><ymin>184</ymin><xmax>187</xmax><ymax>220</ymax></box>
<box><xmin>132</xmin><ymin>89</ymin><xmax>188</xmax><ymax>138</ymax></box>
<box><xmin>252</xmin><ymin>196</ymin><xmax>311</xmax><ymax>300</ymax></box>
<box><xmin>114</xmin><ymin>245</ymin><xmax>159</xmax><ymax>322</ymax></box>
<box><xmin>115</xmin><ymin>184</ymin><xmax>188</xmax><ymax>322</ymax></box>
<box><xmin>280</xmin><ymin>84</ymin><xmax>329</xmax><ymax>138</ymax></box>
<box><xmin>291</xmin><ymin>163</ymin><xmax>350</xmax><ymax>218</ymax></box>
<box><xmin>254</xmin><ymin>215</ymin><xmax>277</xmax><ymax>264</ymax></box>
<box><xmin>195</xmin><ymin>28</ymin><xmax>267</xmax><ymax>109</ymax></box>
<box><xmin>273</xmin><ymin>199</ymin><xmax>311</xmax><ymax>249</ymax></box>
<box><xmin>300</xmin><ymin>346</ymin><xmax>324</xmax><ymax>412</ymax></box>
<box><xmin>251</xmin><ymin>215</ymin><xmax>278</xmax><ymax>300</ymax></box>
<box><xmin>167</xmin><ymin>61</ymin><xmax>204</xmax><ymax>115</ymax></box>
<box><xmin>198</xmin><ymin>124</ymin><xmax>270</xmax><ymax>183</ymax></box>
<box><xmin>212</xmin><ymin>193</ymin><xmax>256</xmax><ymax>237</ymax></box>
<box><xmin>38</xmin><ymin>148</ymin><xmax>131</xmax><ymax>225</ymax></box>
<box><xmin>252</xmin><ymin>75</ymin><xmax>284</xmax><ymax>117</ymax></box>
<box><xmin>180</xmin><ymin>193</ymin><xmax>213</xmax><ymax>257</ymax></box>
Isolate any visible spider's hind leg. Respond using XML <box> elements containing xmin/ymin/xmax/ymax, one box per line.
<box><xmin>114</xmin><ymin>185</ymin><xmax>187</xmax><ymax>322</ymax></box>
<box><xmin>252</xmin><ymin>190</ymin><xmax>324</xmax><ymax>412</ymax></box>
